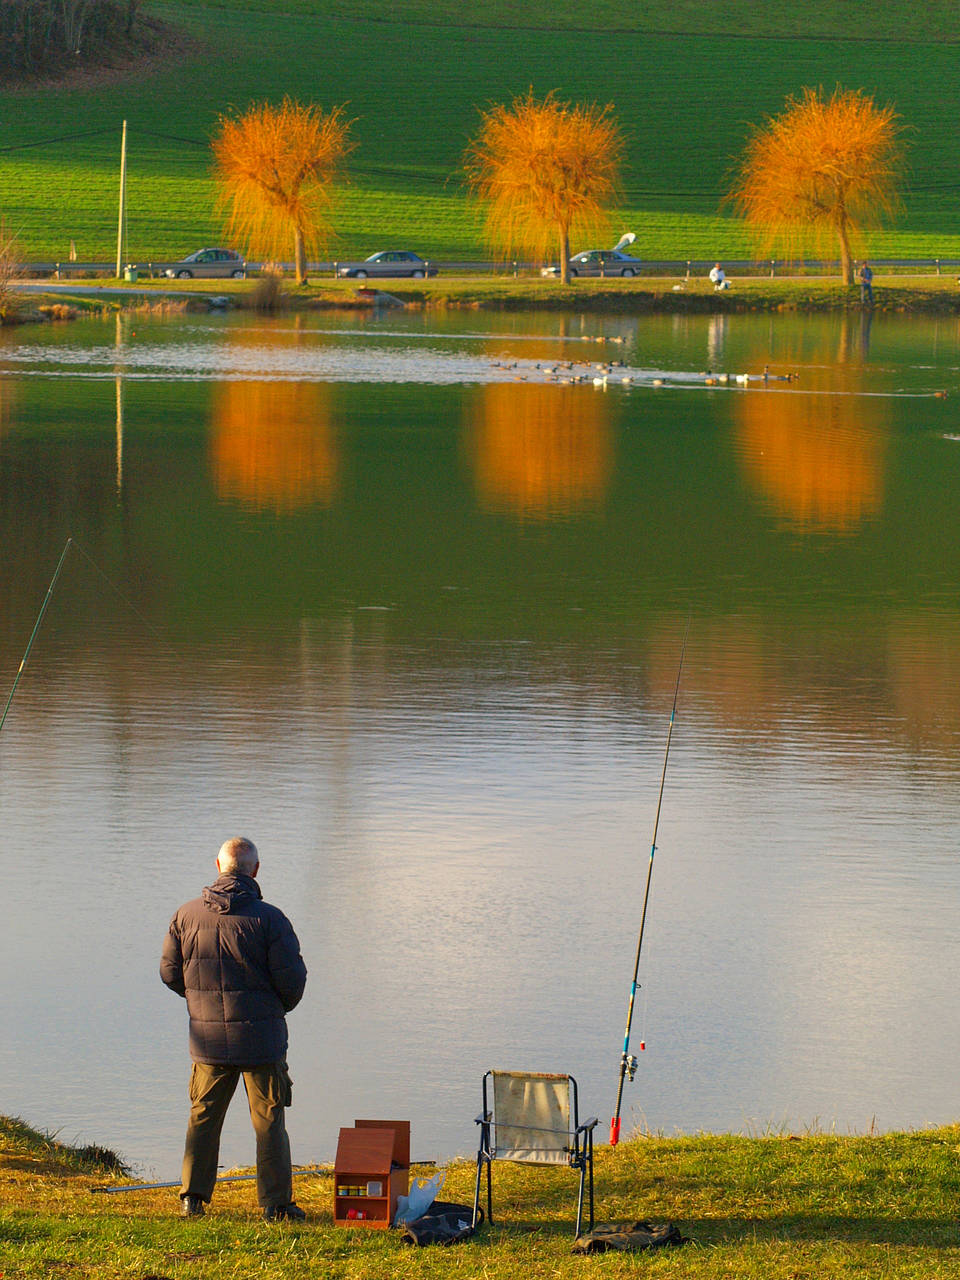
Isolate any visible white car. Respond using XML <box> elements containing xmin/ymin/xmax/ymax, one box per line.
<box><xmin>542</xmin><ymin>232</ymin><xmax>640</xmax><ymax>279</ymax></box>
<box><xmin>542</xmin><ymin>249</ymin><xmax>642</xmax><ymax>279</ymax></box>
<box><xmin>165</xmin><ymin>248</ymin><xmax>246</xmax><ymax>279</ymax></box>
<box><xmin>336</xmin><ymin>251</ymin><xmax>438</xmax><ymax>279</ymax></box>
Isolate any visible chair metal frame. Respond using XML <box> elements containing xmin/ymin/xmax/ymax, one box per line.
<box><xmin>473</xmin><ymin>1069</ymin><xmax>598</xmax><ymax>1236</ymax></box>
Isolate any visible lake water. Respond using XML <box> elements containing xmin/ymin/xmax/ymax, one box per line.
<box><xmin>1</xmin><ymin>305</ymin><xmax>959</xmax><ymax>1179</ymax></box>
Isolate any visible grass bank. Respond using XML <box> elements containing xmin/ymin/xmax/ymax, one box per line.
<box><xmin>295</xmin><ymin>274</ymin><xmax>960</xmax><ymax>314</ymax></box>
<box><xmin>13</xmin><ymin>273</ymin><xmax>960</xmax><ymax>318</ymax></box>
<box><xmin>3</xmin><ymin>1115</ymin><xmax>960</xmax><ymax>1278</ymax></box>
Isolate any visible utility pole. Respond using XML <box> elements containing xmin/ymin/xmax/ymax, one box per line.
<box><xmin>115</xmin><ymin>119</ymin><xmax>127</xmax><ymax>278</ymax></box>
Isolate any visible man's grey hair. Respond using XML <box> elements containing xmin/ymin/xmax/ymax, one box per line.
<box><xmin>217</xmin><ymin>836</ymin><xmax>259</xmax><ymax>876</ymax></box>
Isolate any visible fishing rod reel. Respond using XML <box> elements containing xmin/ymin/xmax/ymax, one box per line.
<box><xmin>621</xmin><ymin>1052</ymin><xmax>639</xmax><ymax>1082</ymax></box>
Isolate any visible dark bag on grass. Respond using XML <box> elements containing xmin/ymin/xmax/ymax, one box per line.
<box><xmin>572</xmin><ymin>1219</ymin><xmax>689</xmax><ymax>1254</ymax></box>
<box><xmin>399</xmin><ymin>1200</ymin><xmax>481</xmax><ymax>1246</ymax></box>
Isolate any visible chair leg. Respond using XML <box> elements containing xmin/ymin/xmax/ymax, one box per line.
<box><xmin>575</xmin><ymin>1163</ymin><xmax>585</xmax><ymax>1238</ymax></box>
<box><xmin>486</xmin><ymin>1155</ymin><xmax>493</xmax><ymax>1224</ymax></box>
<box><xmin>587</xmin><ymin>1141</ymin><xmax>595</xmax><ymax>1232</ymax></box>
<box><xmin>472</xmin><ymin>1155</ymin><xmax>483</xmax><ymax>1229</ymax></box>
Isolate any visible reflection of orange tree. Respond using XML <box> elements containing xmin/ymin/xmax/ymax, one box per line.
<box><xmin>466</xmin><ymin>382</ymin><xmax>612</xmax><ymax>517</ymax></box>
<box><xmin>211</xmin><ymin>379</ymin><xmax>337</xmax><ymax>512</ymax></box>
<box><xmin>736</xmin><ymin>382</ymin><xmax>887</xmax><ymax>532</ymax></box>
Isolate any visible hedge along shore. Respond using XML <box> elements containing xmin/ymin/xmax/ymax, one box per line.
<box><xmin>11</xmin><ymin>274</ymin><xmax>960</xmax><ymax>319</ymax></box>
<box><xmin>3</xmin><ymin>1114</ymin><xmax>960</xmax><ymax>1278</ymax></box>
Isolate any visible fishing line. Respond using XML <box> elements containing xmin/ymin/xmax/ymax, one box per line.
<box><xmin>68</xmin><ymin>538</ymin><xmax>173</xmax><ymax>653</ymax></box>
<box><xmin>610</xmin><ymin>618</ymin><xmax>690</xmax><ymax>1147</ymax></box>
<box><xmin>0</xmin><ymin>536</ymin><xmax>172</xmax><ymax>736</ymax></box>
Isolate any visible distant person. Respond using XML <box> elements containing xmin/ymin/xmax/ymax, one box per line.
<box><xmin>709</xmin><ymin>262</ymin><xmax>730</xmax><ymax>291</ymax></box>
<box><xmin>161</xmin><ymin>837</ymin><xmax>308</xmax><ymax>1221</ymax></box>
<box><xmin>858</xmin><ymin>260</ymin><xmax>874</xmax><ymax>306</ymax></box>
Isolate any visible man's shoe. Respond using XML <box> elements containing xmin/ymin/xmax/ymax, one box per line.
<box><xmin>180</xmin><ymin>1194</ymin><xmax>205</xmax><ymax>1217</ymax></box>
<box><xmin>263</xmin><ymin>1203</ymin><xmax>306</xmax><ymax>1222</ymax></box>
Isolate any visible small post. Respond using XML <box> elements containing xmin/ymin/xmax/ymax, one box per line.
<box><xmin>115</xmin><ymin>119</ymin><xmax>127</xmax><ymax>279</ymax></box>
<box><xmin>685</xmin><ymin>260</ymin><xmax>690</xmax><ymax>280</ymax></box>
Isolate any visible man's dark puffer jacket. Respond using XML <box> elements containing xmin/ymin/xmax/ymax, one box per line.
<box><xmin>160</xmin><ymin>873</ymin><xmax>307</xmax><ymax>1065</ymax></box>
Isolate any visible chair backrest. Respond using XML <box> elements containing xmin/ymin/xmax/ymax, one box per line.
<box><xmin>489</xmin><ymin>1071</ymin><xmax>573</xmax><ymax>1165</ymax></box>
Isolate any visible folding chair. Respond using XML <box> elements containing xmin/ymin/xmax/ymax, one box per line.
<box><xmin>473</xmin><ymin>1069</ymin><xmax>597</xmax><ymax>1236</ymax></box>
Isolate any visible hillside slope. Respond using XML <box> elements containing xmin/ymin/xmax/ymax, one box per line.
<box><xmin>2</xmin><ymin>1</ymin><xmax>958</xmax><ymax>263</ymax></box>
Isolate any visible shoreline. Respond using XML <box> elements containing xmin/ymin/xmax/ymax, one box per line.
<box><xmin>8</xmin><ymin>274</ymin><xmax>960</xmax><ymax>322</ymax></box>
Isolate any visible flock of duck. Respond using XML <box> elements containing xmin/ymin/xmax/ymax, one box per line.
<box><xmin>487</xmin><ymin>357</ymin><xmax>801</xmax><ymax>390</ymax></box>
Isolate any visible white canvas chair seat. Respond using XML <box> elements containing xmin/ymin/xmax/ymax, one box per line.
<box><xmin>473</xmin><ymin>1069</ymin><xmax>597</xmax><ymax>1236</ymax></box>
<box><xmin>490</xmin><ymin>1071</ymin><xmax>572</xmax><ymax>1164</ymax></box>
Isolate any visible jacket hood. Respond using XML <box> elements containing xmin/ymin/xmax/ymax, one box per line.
<box><xmin>202</xmin><ymin>873</ymin><xmax>263</xmax><ymax>914</ymax></box>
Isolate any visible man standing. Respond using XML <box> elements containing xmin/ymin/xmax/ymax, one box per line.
<box><xmin>858</xmin><ymin>260</ymin><xmax>874</xmax><ymax>306</ymax></box>
<box><xmin>161</xmin><ymin>837</ymin><xmax>308</xmax><ymax>1220</ymax></box>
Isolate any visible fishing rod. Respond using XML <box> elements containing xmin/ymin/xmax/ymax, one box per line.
<box><xmin>0</xmin><ymin>537</ymin><xmax>75</xmax><ymax>734</ymax></box>
<box><xmin>610</xmin><ymin>620</ymin><xmax>689</xmax><ymax>1147</ymax></box>
<box><xmin>91</xmin><ymin>1165</ymin><xmax>331</xmax><ymax>1195</ymax></box>
<box><xmin>91</xmin><ymin>1159</ymin><xmax>437</xmax><ymax>1194</ymax></box>
<box><xmin>0</xmin><ymin>536</ymin><xmax>172</xmax><ymax>737</ymax></box>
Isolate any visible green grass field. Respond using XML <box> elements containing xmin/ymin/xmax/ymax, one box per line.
<box><xmin>3</xmin><ymin>1</ymin><xmax>960</xmax><ymax>263</ymax></box>
<box><xmin>152</xmin><ymin>0</ymin><xmax>960</xmax><ymax>40</ymax></box>
<box><xmin>5</xmin><ymin>1115</ymin><xmax>960</xmax><ymax>1279</ymax></box>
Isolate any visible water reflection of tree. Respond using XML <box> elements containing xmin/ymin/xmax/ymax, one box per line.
<box><xmin>736</xmin><ymin>376</ymin><xmax>887</xmax><ymax>532</ymax></box>
<box><xmin>466</xmin><ymin>383</ymin><xmax>613</xmax><ymax>517</ymax></box>
<box><xmin>211</xmin><ymin>379</ymin><xmax>337</xmax><ymax>512</ymax></box>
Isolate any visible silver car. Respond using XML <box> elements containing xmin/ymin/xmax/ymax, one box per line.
<box><xmin>542</xmin><ymin>249</ymin><xmax>642</xmax><ymax>279</ymax></box>
<box><xmin>165</xmin><ymin>248</ymin><xmax>246</xmax><ymax>279</ymax></box>
<box><xmin>336</xmin><ymin>251</ymin><xmax>438</xmax><ymax>279</ymax></box>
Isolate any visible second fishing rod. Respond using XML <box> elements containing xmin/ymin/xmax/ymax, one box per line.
<box><xmin>610</xmin><ymin>621</ymin><xmax>689</xmax><ymax>1146</ymax></box>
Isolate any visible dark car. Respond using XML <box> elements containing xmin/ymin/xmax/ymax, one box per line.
<box><xmin>336</xmin><ymin>251</ymin><xmax>438</xmax><ymax>279</ymax></box>
<box><xmin>542</xmin><ymin>249</ymin><xmax>642</xmax><ymax>279</ymax></box>
<box><xmin>164</xmin><ymin>248</ymin><xmax>246</xmax><ymax>279</ymax></box>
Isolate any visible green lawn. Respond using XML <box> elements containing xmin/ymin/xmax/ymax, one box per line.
<box><xmin>4</xmin><ymin>1116</ymin><xmax>960</xmax><ymax>1278</ymax></box>
<box><xmin>3</xmin><ymin>1</ymin><xmax>960</xmax><ymax>263</ymax></box>
<box><xmin>155</xmin><ymin>0</ymin><xmax>960</xmax><ymax>41</ymax></box>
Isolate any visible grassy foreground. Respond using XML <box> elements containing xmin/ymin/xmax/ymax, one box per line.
<box><xmin>4</xmin><ymin>1115</ymin><xmax>960</xmax><ymax>1278</ymax></box>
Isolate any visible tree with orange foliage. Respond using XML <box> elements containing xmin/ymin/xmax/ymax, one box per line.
<box><xmin>464</xmin><ymin>90</ymin><xmax>623</xmax><ymax>285</ymax></box>
<box><xmin>730</xmin><ymin>87</ymin><xmax>903</xmax><ymax>285</ymax></box>
<box><xmin>213</xmin><ymin>97</ymin><xmax>353</xmax><ymax>285</ymax></box>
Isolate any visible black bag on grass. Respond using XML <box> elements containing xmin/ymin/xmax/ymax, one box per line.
<box><xmin>399</xmin><ymin>1201</ymin><xmax>481</xmax><ymax>1246</ymax></box>
<box><xmin>572</xmin><ymin>1219</ymin><xmax>689</xmax><ymax>1254</ymax></box>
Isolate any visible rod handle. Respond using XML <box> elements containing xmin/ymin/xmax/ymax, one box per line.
<box><xmin>609</xmin><ymin>1117</ymin><xmax>621</xmax><ymax>1146</ymax></box>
